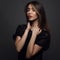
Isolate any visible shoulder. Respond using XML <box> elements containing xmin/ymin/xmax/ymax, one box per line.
<box><xmin>39</xmin><ymin>28</ymin><xmax>51</xmax><ymax>39</ymax></box>
<box><xmin>17</xmin><ymin>24</ymin><xmax>27</xmax><ymax>29</ymax></box>
<box><xmin>18</xmin><ymin>24</ymin><xmax>27</xmax><ymax>28</ymax></box>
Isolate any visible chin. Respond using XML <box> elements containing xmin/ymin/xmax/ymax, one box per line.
<box><xmin>28</xmin><ymin>19</ymin><xmax>36</xmax><ymax>24</ymax></box>
<box><xmin>29</xmin><ymin>20</ymin><xmax>34</xmax><ymax>22</ymax></box>
<box><xmin>28</xmin><ymin>19</ymin><xmax>35</xmax><ymax>21</ymax></box>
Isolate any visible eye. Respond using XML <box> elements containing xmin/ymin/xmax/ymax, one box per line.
<box><xmin>27</xmin><ymin>8</ymin><xmax>30</xmax><ymax>12</ymax></box>
<box><xmin>32</xmin><ymin>8</ymin><xmax>35</xmax><ymax>11</ymax></box>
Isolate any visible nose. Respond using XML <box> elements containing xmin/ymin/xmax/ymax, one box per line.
<box><xmin>28</xmin><ymin>10</ymin><xmax>32</xmax><ymax>14</ymax></box>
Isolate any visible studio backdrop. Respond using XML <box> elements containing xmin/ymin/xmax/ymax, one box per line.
<box><xmin>0</xmin><ymin>0</ymin><xmax>60</xmax><ymax>60</ymax></box>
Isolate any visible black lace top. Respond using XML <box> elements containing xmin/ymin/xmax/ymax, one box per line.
<box><xmin>13</xmin><ymin>24</ymin><xmax>50</xmax><ymax>60</ymax></box>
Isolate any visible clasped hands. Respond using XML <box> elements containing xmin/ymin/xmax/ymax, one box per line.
<box><xmin>26</xmin><ymin>22</ymin><xmax>42</xmax><ymax>36</ymax></box>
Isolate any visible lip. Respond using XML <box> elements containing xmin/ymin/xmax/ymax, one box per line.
<box><xmin>28</xmin><ymin>16</ymin><xmax>33</xmax><ymax>18</ymax></box>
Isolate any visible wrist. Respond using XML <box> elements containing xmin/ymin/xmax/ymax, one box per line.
<box><xmin>25</xmin><ymin>28</ymin><xmax>30</xmax><ymax>32</ymax></box>
<box><xmin>32</xmin><ymin>32</ymin><xmax>37</xmax><ymax>37</ymax></box>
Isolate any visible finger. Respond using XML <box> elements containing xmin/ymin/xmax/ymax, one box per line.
<box><xmin>39</xmin><ymin>29</ymin><xmax>42</xmax><ymax>33</ymax></box>
<box><xmin>28</xmin><ymin>22</ymin><xmax>30</xmax><ymax>26</ymax></box>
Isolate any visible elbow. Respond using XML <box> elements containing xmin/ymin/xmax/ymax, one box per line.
<box><xmin>26</xmin><ymin>54</ymin><xmax>32</xmax><ymax>59</ymax></box>
<box><xmin>15</xmin><ymin>44</ymin><xmax>22</xmax><ymax>52</ymax></box>
<box><xmin>26</xmin><ymin>55</ymin><xmax>31</xmax><ymax>59</ymax></box>
<box><xmin>26</xmin><ymin>51</ymin><xmax>33</xmax><ymax>59</ymax></box>
<box><xmin>28</xmin><ymin>50</ymin><xmax>33</xmax><ymax>57</ymax></box>
<box><xmin>16</xmin><ymin>48</ymin><xmax>20</xmax><ymax>52</ymax></box>
<box><xmin>15</xmin><ymin>45</ymin><xmax>20</xmax><ymax>52</ymax></box>
<box><xmin>15</xmin><ymin>43</ymin><xmax>20</xmax><ymax>52</ymax></box>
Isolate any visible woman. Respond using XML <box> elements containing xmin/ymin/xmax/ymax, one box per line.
<box><xmin>13</xmin><ymin>1</ymin><xmax>50</xmax><ymax>60</ymax></box>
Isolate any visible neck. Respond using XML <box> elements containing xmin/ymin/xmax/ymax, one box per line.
<box><xmin>31</xmin><ymin>19</ymin><xmax>39</xmax><ymax>28</ymax></box>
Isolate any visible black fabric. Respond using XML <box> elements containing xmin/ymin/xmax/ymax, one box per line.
<box><xmin>35</xmin><ymin>28</ymin><xmax>50</xmax><ymax>51</ymax></box>
<box><xmin>13</xmin><ymin>24</ymin><xmax>27</xmax><ymax>40</ymax></box>
<box><xmin>13</xmin><ymin>24</ymin><xmax>50</xmax><ymax>60</ymax></box>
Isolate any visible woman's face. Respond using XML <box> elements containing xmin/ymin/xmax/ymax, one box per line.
<box><xmin>26</xmin><ymin>4</ymin><xmax>38</xmax><ymax>21</ymax></box>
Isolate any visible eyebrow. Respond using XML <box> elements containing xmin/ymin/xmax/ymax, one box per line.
<box><xmin>27</xmin><ymin>7</ymin><xmax>35</xmax><ymax>11</ymax></box>
<box><xmin>27</xmin><ymin>8</ymin><xmax>30</xmax><ymax>9</ymax></box>
<box><xmin>27</xmin><ymin>7</ymin><xmax>32</xmax><ymax>9</ymax></box>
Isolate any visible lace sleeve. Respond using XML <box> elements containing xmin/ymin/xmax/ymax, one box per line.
<box><xmin>35</xmin><ymin>30</ymin><xmax>51</xmax><ymax>51</ymax></box>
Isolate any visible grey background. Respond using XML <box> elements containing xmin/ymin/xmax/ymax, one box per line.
<box><xmin>0</xmin><ymin>0</ymin><xmax>60</xmax><ymax>60</ymax></box>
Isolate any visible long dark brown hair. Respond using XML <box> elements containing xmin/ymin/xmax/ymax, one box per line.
<box><xmin>24</xmin><ymin>1</ymin><xmax>50</xmax><ymax>31</ymax></box>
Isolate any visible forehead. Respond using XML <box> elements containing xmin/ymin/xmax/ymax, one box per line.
<box><xmin>27</xmin><ymin>4</ymin><xmax>40</xmax><ymax>16</ymax></box>
<box><xmin>27</xmin><ymin>4</ymin><xmax>34</xmax><ymax>9</ymax></box>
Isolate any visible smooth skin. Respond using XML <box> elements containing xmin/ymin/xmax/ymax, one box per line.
<box><xmin>14</xmin><ymin>4</ymin><xmax>43</xmax><ymax>59</ymax></box>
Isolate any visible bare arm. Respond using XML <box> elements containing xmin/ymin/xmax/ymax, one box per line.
<box><xmin>26</xmin><ymin>26</ymin><xmax>42</xmax><ymax>58</ymax></box>
<box><xmin>15</xmin><ymin>28</ymin><xmax>29</xmax><ymax>52</ymax></box>
<box><xmin>14</xmin><ymin>22</ymin><xmax>31</xmax><ymax>52</ymax></box>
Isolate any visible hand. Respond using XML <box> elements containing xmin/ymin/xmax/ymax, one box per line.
<box><xmin>31</xmin><ymin>26</ymin><xmax>42</xmax><ymax>35</ymax></box>
<box><xmin>26</xmin><ymin>22</ymin><xmax>31</xmax><ymax>31</ymax></box>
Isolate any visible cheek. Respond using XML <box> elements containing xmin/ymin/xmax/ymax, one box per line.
<box><xmin>33</xmin><ymin>12</ymin><xmax>38</xmax><ymax>18</ymax></box>
<box><xmin>26</xmin><ymin>12</ymin><xmax>28</xmax><ymax>16</ymax></box>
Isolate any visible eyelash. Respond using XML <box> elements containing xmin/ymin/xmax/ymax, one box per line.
<box><xmin>27</xmin><ymin>9</ymin><xmax>35</xmax><ymax>12</ymax></box>
<box><xmin>32</xmin><ymin>9</ymin><xmax>35</xmax><ymax>11</ymax></box>
<box><xmin>27</xmin><ymin>9</ymin><xmax>30</xmax><ymax>11</ymax></box>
